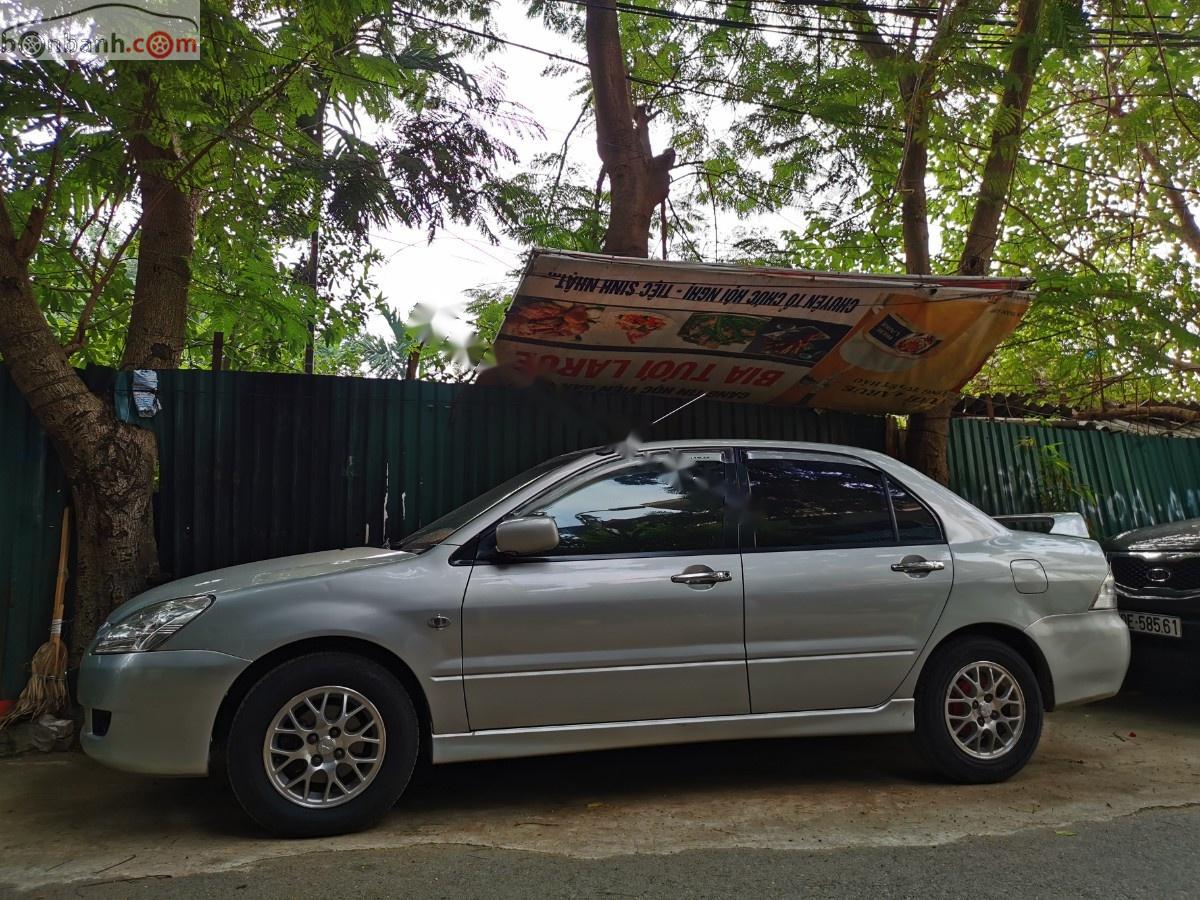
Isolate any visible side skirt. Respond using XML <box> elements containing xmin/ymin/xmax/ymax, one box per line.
<box><xmin>431</xmin><ymin>699</ymin><xmax>915</xmax><ymax>765</ymax></box>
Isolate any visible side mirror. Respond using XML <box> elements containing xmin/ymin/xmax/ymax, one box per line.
<box><xmin>495</xmin><ymin>516</ymin><xmax>560</xmax><ymax>556</ymax></box>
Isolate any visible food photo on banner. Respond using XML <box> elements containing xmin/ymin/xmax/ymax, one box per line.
<box><xmin>490</xmin><ymin>250</ymin><xmax>1033</xmax><ymax>414</ymax></box>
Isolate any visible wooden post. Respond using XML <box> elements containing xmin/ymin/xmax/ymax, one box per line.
<box><xmin>404</xmin><ymin>345</ymin><xmax>421</xmax><ymax>381</ymax></box>
<box><xmin>660</xmin><ymin>199</ymin><xmax>668</xmax><ymax>259</ymax></box>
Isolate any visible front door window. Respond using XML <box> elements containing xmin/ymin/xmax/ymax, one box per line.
<box><xmin>522</xmin><ymin>456</ymin><xmax>730</xmax><ymax>557</ymax></box>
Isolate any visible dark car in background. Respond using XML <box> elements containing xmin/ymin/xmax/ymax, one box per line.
<box><xmin>1106</xmin><ymin>519</ymin><xmax>1200</xmax><ymax>686</ymax></box>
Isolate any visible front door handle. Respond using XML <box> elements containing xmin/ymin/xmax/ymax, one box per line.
<box><xmin>891</xmin><ymin>558</ymin><xmax>946</xmax><ymax>575</ymax></box>
<box><xmin>671</xmin><ymin>568</ymin><xmax>732</xmax><ymax>585</ymax></box>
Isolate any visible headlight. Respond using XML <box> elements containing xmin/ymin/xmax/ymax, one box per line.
<box><xmin>1091</xmin><ymin>572</ymin><xmax>1117</xmax><ymax>610</ymax></box>
<box><xmin>93</xmin><ymin>595</ymin><xmax>214</xmax><ymax>654</ymax></box>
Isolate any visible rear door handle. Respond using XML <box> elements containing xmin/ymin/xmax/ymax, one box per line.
<box><xmin>671</xmin><ymin>569</ymin><xmax>732</xmax><ymax>585</ymax></box>
<box><xmin>891</xmin><ymin>559</ymin><xmax>945</xmax><ymax>575</ymax></box>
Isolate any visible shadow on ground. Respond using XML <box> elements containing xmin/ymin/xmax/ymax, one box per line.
<box><xmin>2</xmin><ymin>692</ymin><xmax>1199</xmax><ymax>891</ymax></box>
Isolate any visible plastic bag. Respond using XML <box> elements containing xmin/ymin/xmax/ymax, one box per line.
<box><xmin>132</xmin><ymin>369</ymin><xmax>161</xmax><ymax>418</ymax></box>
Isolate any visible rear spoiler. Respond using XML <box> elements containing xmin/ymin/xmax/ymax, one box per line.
<box><xmin>993</xmin><ymin>513</ymin><xmax>1091</xmax><ymax>538</ymax></box>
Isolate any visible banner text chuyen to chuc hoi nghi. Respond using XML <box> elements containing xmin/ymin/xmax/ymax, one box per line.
<box><xmin>492</xmin><ymin>250</ymin><xmax>1033</xmax><ymax>415</ymax></box>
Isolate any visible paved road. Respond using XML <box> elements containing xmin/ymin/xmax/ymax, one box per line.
<box><xmin>4</xmin><ymin>693</ymin><xmax>1200</xmax><ymax>896</ymax></box>
<box><xmin>27</xmin><ymin>805</ymin><xmax>1200</xmax><ymax>899</ymax></box>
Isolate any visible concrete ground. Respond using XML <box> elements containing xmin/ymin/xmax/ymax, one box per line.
<box><xmin>2</xmin><ymin>692</ymin><xmax>1199</xmax><ymax>895</ymax></box>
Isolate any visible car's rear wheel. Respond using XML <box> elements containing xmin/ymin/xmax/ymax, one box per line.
<box><xmin>226</xmin><ymin>652</ymin><xmax>418</xmax><ymax>837</ymax></box>
<box><xmin>915</xmin><ymin>636</ymin><xmax>1043</xmax><ymax>784</ymax></box>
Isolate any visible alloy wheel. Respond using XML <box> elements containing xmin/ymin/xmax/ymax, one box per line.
<box><xmin>262</xmin><ymin>686</ymin><xmax>387</xmax><ymax>808</ymax></box>
<box><xmin>943</xmin><ymin>661</ymin><xmax>1025</xmax><ymax>760</ymax></box>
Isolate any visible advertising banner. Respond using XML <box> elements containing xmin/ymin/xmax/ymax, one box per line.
<box><xmin>493</xmin><ymin>250</ymin><xmax>1032</xmax><ymax>414</ymax></box>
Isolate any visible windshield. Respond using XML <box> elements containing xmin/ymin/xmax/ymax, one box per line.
<box><xmin>397</xmin><ymin>450</ymin><xmax>594</xmax><ymax>551</ymax></box>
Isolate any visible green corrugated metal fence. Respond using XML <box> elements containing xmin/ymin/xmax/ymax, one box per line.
<box><xmin>150</xmin><ymin>370</ymin><xmax>885</xmax><ymax>579</ymax></box>
<box><xmin>0</xmin><ymin>365</ymin><xmax>71</xmax><ymax>703</ymax></box>
<box><xmin>10</xmin><ymin>364</ymin><xmax>1200</xmax><ymax>699</ymax></box>
<box><xmin>0</xmin><ymin>365</ymin><xmax>886</xmax><ymax>697</ymax></box>
<box><xmin>949</xmin><ymin>418</ymin><xmax>1200</xmax><ymax>538</ymax></box>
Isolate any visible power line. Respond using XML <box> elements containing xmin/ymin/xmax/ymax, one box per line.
<box><xmin>545</xmin><ymin>0</ymin><xmax>1200</xmax><ymax>50</ymax></box>
<box><xmin>20</xmin><ymin>13</ymin><xmax>1195</xmax><ymax>213</ymax></box>
<box><xmin>13</xmin><ymin>3</ymin><xmax>1196</xmax><ymax>274</ymax></box>
<box><xmin>204</xmin><ymin>12</ymin><xmax>1200</xmax><ymax>207</ymax></box>
<box><xmin>692</xmin><ymin>0</ymin><xmax>1199</xmax><ymax>42</ymax></box>
<box><xmin>393</xmin><ymin>8</ymin><xmax>1200</xmax><ymax>197</ymax></box>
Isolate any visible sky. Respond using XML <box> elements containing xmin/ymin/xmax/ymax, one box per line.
<box><xmin>366</xmin><ymin>2</ymin><xmax>941</xmax><ymax>341</ymax></box>
<box><xmin>371</xmin><ymin>3</ymin><xmax>590</xmax><ymax>327</ymax></box>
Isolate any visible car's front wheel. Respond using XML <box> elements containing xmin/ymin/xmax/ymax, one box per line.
<box><xmin>915</xmin><ymin>636</ymin><xmax>1044</xmax><ymax>784</ymax></box>
<box><xmin>226</xmin><ymin>652</ymin><xmax>418</xmax><ymax>837</ymax></box>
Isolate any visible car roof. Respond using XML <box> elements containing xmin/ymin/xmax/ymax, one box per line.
<box><xmin>613</xmin><ymin>438</ymin><xmax>894</xmax><ymax>462</ymax></box>
<box><xmin>437</xmin><ymin>437</ymin><xmax>1006</xmax><ymax>549</ymax></box>
<box><xmin>589</xmin><ymin>438</ymin><xmax>1004</xmax><ymax>544</ymax></box>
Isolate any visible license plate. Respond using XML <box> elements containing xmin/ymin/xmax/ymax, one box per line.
<box><xmin>1120</xmin><ymin>611</ymin><xmax>1183</xmax><ymax>638</ymax></box>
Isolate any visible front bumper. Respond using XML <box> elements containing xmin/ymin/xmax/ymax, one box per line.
<box><xmin>1124</xmin><ymin>629</ymin><xmax>1200</xmax><ymax>686</ymax></box>
<box><xmin>78</xmin><ymin>649</ymin><xmax>249</xmax><ymax>776</ymax></box>
<box><xmin>1025</xmin><ymin>609</ymin><xmax>1130</xmax><ymax>708</ymax></box>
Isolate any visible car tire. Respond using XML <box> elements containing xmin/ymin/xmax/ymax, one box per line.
<box><xmin>226</xmin><ymin>652</ymin><xmax>419</xmax><ymax>837</ymax></box>
<box><xmin>914</xmin><ymin>636</ymin><xmax>1043</xmax><ymax>784</ymax></box>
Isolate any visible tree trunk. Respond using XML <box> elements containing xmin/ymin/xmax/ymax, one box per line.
<box><xmin>121</xmin><ymin>136</ymin><xmax>200</xmax><ymax>369</ymax></box>
<box><xmin>121</xmin><ymin>76</ymin><xmax>201</xmax><ymax>370</ymax></box>
<box><xmin>901</xmin><ymin>0</ymin><xmax>1043</xmax><ymax>482</ymax></box>
<box><xmin>959</xmin><ymin>0</ymin><xmax>1045</xmax><ymax>276</ymax></box>
<box><xmin>847</xmin><ymin>2</ymin><xmax>970</xmax><ymax>481</ymax></box>
<box><xmin>68</xmin><ymin>425</ymin><xmax>159</xmax><ymax>661</ymax></box>
<box><xmin>299</xmin><ymin>86</ymin><xmax>327</xmax><ymax>374</ymax></box>
<box><xmin>905</xmin><ymin>401</ymin><xmax>953</xmax><ymax>484</ymax></box>
<box><xmin>897</xmin><ymin>75</ymin><xmax>946</xmax><ymax>479</ymax></box>
<box><xmin>585</xmin><ymin>0</ymin><xmax>675</xmax><ymax>258</ymax></box>
<box><xmin>0</xmin><ymin>239</ymin><xmax>158</xmax><ymax>667</ymax></box>
<box><xmin>898</xmin><ymin>75</ymin><xmax>932</xmax><ymax>276</ymax></box>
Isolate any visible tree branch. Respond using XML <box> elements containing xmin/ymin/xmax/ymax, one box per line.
<box><xmin>1007</xmin><ymin>198</ymin><xmax>1101</xmax><ymax>275</ymax></box>
<box><xmin>584</xmin><ymin>0</ymin><xmax>674</xmax><ymax>256</ymax></box>
<box><xmin>15</xmin><ymin>110</ymin><xmax>66</xmax><ymax>261</ymax></box>
<box><xmin>959</xmin><ymin>0</ymin><xmax>1045</xmax><ymax>276</ymax></box>
<box><xmin>845</xmin><ymin>9</ymin><xmax>899</xmax><ymax>63</ymax></box>
<box><xmin>1164</xmin><ymin>355</ymin><xmax>1200</xmax><ymax>374</ymax></box>
<box><xmin>587</xmin><ymin>0</ymin><xmax>638</xmax><ymax>172</ymax></box>
<box><xmin>0</xmin><ymin>192</ymin><xmax>15</xmax><ymax>246</ymax></box>
<box><xmin>125</xmin><ymin>51</ymin><xmax>316</xmax><ymax>257</ymax></box>
<box><xmin>1140</xmin><ymin>0</ymin><xmax>1200</xmax><ymax>146</ymax></box>
<box><xmin>547</xmin><ymin>97</ymin><xmax>591</xmax><ymax>217</ymax></box>
<box><xmin>62</xmin><ymin>218</ymin><xmax>142</xmax><ymax>358</ymax></box>
<box><xmin>1139</xmin><ymin>143</ymin><xmax>1200</xmax><ymax>258</ymax></box>
<box><xmin>852</xmin><ymin>0</ymin><xmax>971</xmax><ymax>274</ymax></box>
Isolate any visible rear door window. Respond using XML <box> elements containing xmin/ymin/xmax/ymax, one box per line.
<box><xmin>744</xmin><ymin>456</ymin><xmax>895</xmax><ymax>549</ymax></box>
<box><xmin>888</xmin><ymin>476</ymin><xmax>944</xmax><ymax>544</ymax></box>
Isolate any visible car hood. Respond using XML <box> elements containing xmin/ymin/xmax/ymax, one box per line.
<box><xmin>108</xmin><ymin>547</ymin><xmax>414</xmax><ymax>623</ymax></box>
<box><xmin>1105</xmin><ymin>519</ymin><xmax>1200</xmax><ymax>553</ymax></box>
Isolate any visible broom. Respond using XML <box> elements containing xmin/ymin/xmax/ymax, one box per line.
<box><xmin>0</xmin><ymin>507</ymin><xmax>71</xmax><ymax>728</ymax></box>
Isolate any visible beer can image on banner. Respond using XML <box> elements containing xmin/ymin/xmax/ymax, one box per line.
<box><xmin>829</xmin><ymin>293</ymin><xmax>980</xmax><ymax>374</ymax></box>
<box><xmin>793</xmin><ymin>290</ymin><xmax>1027</xmax><ymax>411</ymax></box>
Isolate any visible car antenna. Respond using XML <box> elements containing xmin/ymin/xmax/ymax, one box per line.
<box><xmin>650</xmin><ymin>392</ymin><xmax>709</xmax><ymax>426</ymax></box>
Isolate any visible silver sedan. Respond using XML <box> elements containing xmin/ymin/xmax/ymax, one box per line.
<box><xmin>79</xmin><ymin>441</ymin><xmax>1130</xmax><ymax>836</ymax></box>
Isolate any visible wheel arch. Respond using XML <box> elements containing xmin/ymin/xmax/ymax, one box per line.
<box><xmin>209</xmin><ymin>636</ymin><xmax>434</xmax><ymax>772</ymax></box>
<box><xmin>918</xmin><ymin>623</ymin><xmax>1056</xmax><ymax>711</ymax></box>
